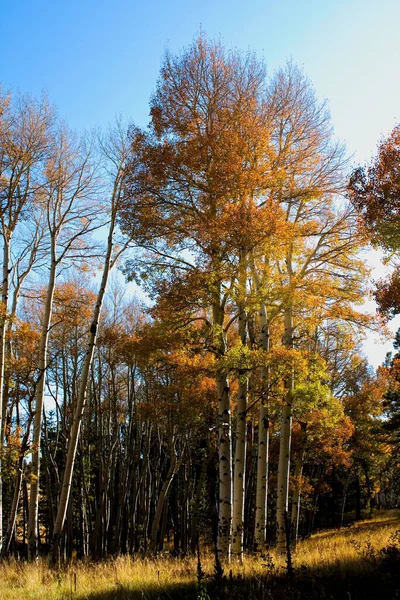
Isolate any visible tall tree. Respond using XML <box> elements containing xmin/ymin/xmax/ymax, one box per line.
<box><xmin>0</xmin><ymin>90</ymin><xmax>54</xmax><ymax>553</ymax></box>
<box><xmin>263</xmin><ymin>63</ymin><xmax>369</xmax><ymax>552</ymax></box>
<box><xmin>50</xmin><ymin>122</ymin><xmax>133</xmax><ymax>561</ymax></box>
<box><xmin>121</xmin><ymin>35</ymin><xmax>280</xmax><ymax>559</ymax></box>
<box><xmin>27</xmin><ymin>127</ymin><xmax>98</xmax><ymax>560</ymax></box>
<box><xmin>349</xmin><ymin>124</ymin><xmax>400</xmax><ymax>317</ymax></box>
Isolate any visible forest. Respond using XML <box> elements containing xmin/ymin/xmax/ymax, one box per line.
<box><xmin>1</xmin><ymin>35</ymin><xmax>400</xmax><ymax>599</ymax></box>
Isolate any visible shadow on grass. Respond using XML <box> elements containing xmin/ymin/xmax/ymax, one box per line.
<box><xmin>74</xmin><ymin>556</ymin><xmax>400</xmax><ymax>600</ymax></box>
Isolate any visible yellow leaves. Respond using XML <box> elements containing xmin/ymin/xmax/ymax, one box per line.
<box><xmin>79</xmin><ymin>262</ymin><xmax>97</xmax><ymax>276</ymax></box>
<box><xmin>0</xmin><ymin>300</ymin><xmax>8</xmax><ymax>326</ymax></box>
<box><xmin>53</xmin><ymin>282</ymin><xmax>96</xmax><ymax>328</ymax></box>
<box><xmin>28</xmin><ymin>473</ymin><xmax>39</xmax><ymax>484</ymax></box>
<box><xmin>218</xmin><ymin>343</ymin><xmax>261</xmax><ymax>376</ymax></box>
<box><xmin>289</xmin><ymin>472</ymin><xmax>314</xmax><ymax>497</ymax></box>
<box><xmin>218</xmin><ymin>343</ymin><xmax>309</xmax><ymax>389</ymax></box>
<box><xmin>267</xmin><ymin>346</ymin><xmax>308</xmax><ymax>378</ymax></box>
<box><xmin>381</xmin><ymin>444</ymin><xmax>393</xmax><ymax>455</ymax></box>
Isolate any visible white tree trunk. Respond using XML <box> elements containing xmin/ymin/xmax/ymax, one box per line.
<box><xmin>255</xmin><ymin>405</ymin><xmax>269</xmax><ymax>549</ymax></box>
<box><xmin>254</xmin><ymin>301</ymin><xmax>270</xmax><ymax>550</ymax></box>
<box><xmin>51</xmin><ymin>210</ymin><xmax>118</xmax><ymax>561</ymax></box>
<box><xmin>213</xmin><ymin>289</ymin><xmax>232</xmax><ymax>561</ymax></box>
<box><xmin>232</xmin><ymin>308</ymin><xmax>247</xmax><ymax>561</ymax></box>
<box><xmin>291</xmin><ymin>450</ymin><xmax>304</xmax><ymax>547</ymax></box>
<box><xmin>28</xmin><ymin>236</ymin><xmax>57</xmax><ymax>560</ymax></box>
<box><xmin>217</xmin><ymin>370</ymin><xmax>232</xmax><ymax>560</ymax></box>
<box><xmin>276</xmin><ymin>305</ymin><xmax>293</xmax><ymax>553</ymax></box>
<box><xmin>0</xmin><ymin>234</ymin><xmax>11</xmax><ymax>554</ymax></box>
<box><xmin>291</xmin><ymin>423</ymin><xmax>307</xmax><ymax>547</ymax></box>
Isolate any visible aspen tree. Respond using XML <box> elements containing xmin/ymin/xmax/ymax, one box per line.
<box><xmin>276</xmin><ymin>304</ymin><xmax>294</xmax><ymax>552</ymax></box>
<box><xmin>50</xmin><ymin>123</ymin><xmax>133</xmax><ymax>561</ymax></box>
<box><xmin>120</xmin><ymin>44</ymin><xmax>370</xmax><ymax>559</ymax></box>
<box><xmin>349</xmin><ymin>125</ymin><xmax>400</xmax><ymax>317</ymax></box>
<box><xmin>232</xmin><ymin>264</ymin><xmax>248</xmax><ymax>561</ymax></box>
<box><xmin>27</xmin><ymin>128</ymin><xmax>97</xmax><ymax>560</ymax></box>
<box><xmin>121</xmin><ymin>35</ymin><xmax>277</xmax><ymax>559</ymax></box>
<box><xmin>250</xmin><ymin>254</ymin><xmax>282</xmax><ymax>551</ymax></box>
<box><xmin>149</xmin><ymin>433</ymin><xmax>178</xmax><ymax>552</ymax></box>
<box><xmin>265</xmin><ymin>63</ymin><xmax>369</xmax><ymax>552</ymax></box>
<box><xmin>0</xmin><ymin>92</ymin><xmax>54</xmax><ymax>554</ymax></box>
<box><xmin>290</xmin><ymin>420</ymin><xmax>307</xmax><ymax>547</ymax></box>
<box><xmin>254</xmin><ymin>299</ymin><xmax>270</xmax><ymax>549</ymax></box>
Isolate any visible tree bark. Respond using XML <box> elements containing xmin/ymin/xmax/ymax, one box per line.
<box><xmin>28</xmin><ymin>236</ymin><xmax>57</xmax><ymax>560</ymax></box>
<box><xmin>213</xmin><ymin>289</ymin><xmax>232</xmax><ymax>561</ymax></box>
<box><xmin>51</xmin><ymin>205</ymin><xmax>121</xmax><ymax>561</ymax></box>
<box><xmin>217</xmin><ymin>369</ymin><xmax>232</xmax><ymax>559</ymax></box>
<box><xmin>254</xmin><ymin>301</ymin><xmax>270</xmax><ymax>551</ymax></box>
<box><xmin>190</xmin><ymin>445</ymin><xmax>209</xmax><ymax>553</ymax></box>
<box><xmin>150</xmin><ymin>436</ymin><xmax>177</xmax><ymax>553</ymax></box>
<box><xmin>0</xmin><ymin>233</ymin><xmax>11</xmax><ymax>553</ymax></box>
<box><xmin>339</xmin><ymin>473</ymin><xmax>350</xmax><ymax>529</ymax></box>
<box><xmin>276</xmin><ymin>305</ymin><xmax>293</xmax><ymax>553</ymax></box>
<box><xmin>291</xmin><ymin>423</ymin><xmax>307</xmax><ymax>548</ymax></box>
<box><xmin>232</xmin><ymin>307</ymin><xmax>248</xmax><ymax>561</ymax></box>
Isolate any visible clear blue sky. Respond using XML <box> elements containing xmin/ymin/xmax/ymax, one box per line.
<box><xmin>1</xmin><ymin>0</ymin><xmax>400</xmax><ymax>365</ymax></box>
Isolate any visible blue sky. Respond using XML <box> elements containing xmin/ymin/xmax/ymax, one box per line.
<box><xmin>1</xmin><ymin>0</ymin><xmax>400</xmax><ymax>365</ymax></box>
<box><xmin>2</xmin><ymin>0</ymin><xmax>399</xmax><ymax>162</ymax></box>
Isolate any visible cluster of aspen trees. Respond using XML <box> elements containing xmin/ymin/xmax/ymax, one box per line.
<box><xmin>0</xmin><ymin>36</ymin><xmax>398</xmax><ymax>562</ymax></box>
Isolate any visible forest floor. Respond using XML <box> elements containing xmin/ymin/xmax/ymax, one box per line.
<box><xmin>1</xmin><ymin>509</ymin><xmax>399</xmax><ymax>600</ymax></box>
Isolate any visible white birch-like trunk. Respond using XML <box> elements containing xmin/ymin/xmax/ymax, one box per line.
<box><xmin>211</xmin><ymin>280</ymin><xmax>233</xmax><ymax>560</ymax></box>
<box><xmin>217</xmin><ymin>370</ymin><xmax>232</xmax><ymax>559</ymax></box>
<box><xmin>290</xmin><ymin>441</ymin><xmax>305</xmax><ymax>548</ymax></box>
<box><xmin>254</xmin><ymin>301</ymin><xmax>270</xmax><ymax>550</ymax></box>
<box><xmin>276</xmin><ymin>305</ymin><xmax>293</xmax><ymax>553</ymax></box>
<box><xmin>0</xmin><ymin>234</ymin><xmax>11</xmax><ymax>554</ymax></box>
<box><xmin>51</xmin><ymin>209</ymin><xmax>118</xmax><ymax>561</ymax></box>
<box><xmin>232</xmin><ymin>308</ymin><xmax>247</xmax><ymax>561</ymax></box>
<box><xmin>214</xmin><ymin>291</ymin><xmax>232</xmax><ymax>560</ymax></box>
<box><xmin>28</xmin><ymin>236</ymin><xmax>57</xmax><ymax>560</ymax></box>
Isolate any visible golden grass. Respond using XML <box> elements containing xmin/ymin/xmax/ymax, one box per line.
<box><xmin>293</xmin><ymin>509</ymin><xmax>400</xmax><ymax>576</ymax></box>
<box><xmin>1</xmin><ymin>509</ymin><xmax>399</xmax><ymax>600</ymax></box>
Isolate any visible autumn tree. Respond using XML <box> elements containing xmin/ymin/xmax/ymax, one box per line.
<box><xmin>0</xmin><ymin>41</ymin><xmax>384</xmax><ymax>564</ymax></box>
<box><xmin>340</xmin><ymin>355</ymin><xmax>388</xmax><ymax>521</ymax></box>
<box><xmin>288</xmin><ymin>355</ymin><xmax>353</xmax><ymax>544</ymax></box>
<box><xmin>349</xmin><ymin>124</ymin><xmax>400</xmax><ymax>316</ymax></box>
<box><xmin>27</xmin><ymin>126</ymin><xmax>99</xmax><ymax>560</ymax></box>
<box><xmin>120</xmin><ymin>35</ymin><xmax>282</xmax><ymax>560</ymax></box>
<box><xmin>50</xmin><ymin>122</ymin><xmax>135</xmax><ymax>561</ymax></box>
<box><xmin>382</xmin><ymin>330</ymin><xmax>400</xmax><ymax>441</ymax></box>
<box><xmin>251</xmin><ymin>62</ymin><xmax>370</xmax><ymax>552</ymax></box>
<box><xmin>0</xmin><ymin>317</ymin><xmax>39</xmax><ymax>556</ymax></box>
<box><xmin>0</xmin><ymin>89</ymin><xmax>55</xmax><ymax>553</ymax></box>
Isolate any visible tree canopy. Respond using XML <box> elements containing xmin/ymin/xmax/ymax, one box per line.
<box><xmin>0</xmin><ymin>35</ymin><xmax>397</xmax><ymax>566</ymax></box>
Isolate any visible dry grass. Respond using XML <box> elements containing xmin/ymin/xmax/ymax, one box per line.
<box><xmin>1</xmin><ymin>509</ymin><xmax>399</xmax><ymax>599</ymax></box>
<box><xmin>292</xmin><ymin>509</ymin><xmax>400</xmax><ymax>575</ymax></box>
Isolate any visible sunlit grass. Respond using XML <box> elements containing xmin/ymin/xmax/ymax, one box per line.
<box><xmin>293</xmin><ymin>510</ymin><xmax>400</xmax><ymax>575</ymax></box>
<box><xmin>1</xmin><ymin>509</ymin><xmax>399</xmax><ymax>599</ymax></box>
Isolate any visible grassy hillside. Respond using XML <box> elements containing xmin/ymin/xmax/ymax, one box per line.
<box><xmin>1</xmin><ymin>510</ymin><xmax>399</xmax><ymax>600</ymax></box>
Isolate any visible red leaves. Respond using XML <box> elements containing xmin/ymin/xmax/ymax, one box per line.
<box><xmin>349</xmin><ymin>124</ymin><xmax>400</xmax><ymax>250</ymax></box>
<box><xmin>374</xmin><ymin>267</ymin><xmax>400</xmax><ymax>318</ymax></box>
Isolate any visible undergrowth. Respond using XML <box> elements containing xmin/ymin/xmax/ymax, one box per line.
<box><xmin>0</xmin><ymin>509</ymin><xmax>399</xmax><ymax>600</ymax></box>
